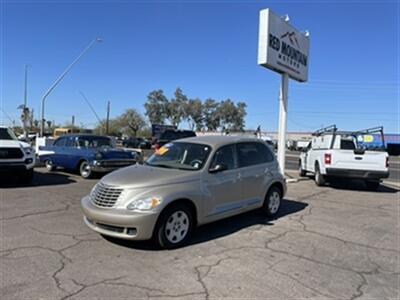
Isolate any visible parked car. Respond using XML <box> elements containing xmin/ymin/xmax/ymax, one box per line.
<box><xmin>81</xmin><ymin>135</ymin><xmax>286</xmax><ymax>249</ymax></box>
<box><xmin>123</xmin><ymin>137</ymin><xmax>151</xmax><ymax>149</ymax></box>
<box><xmin>39</xmin><ymin>134</ymin><xmax>139</xmax><ymax>178</ymax></box>
<box><xmin>153</xmin><ymin>129</ymin><xmax>196</xmax><ymax>149</ymax></box>
<box><xmin>299</xmin><ymin>125</ymin><xmax>389</xmax><ymax>189</ymax></box>
<box><xmin>0</xmin><ymin>126</ymin><xmax>35</xmax><ymax>183</ymax></box>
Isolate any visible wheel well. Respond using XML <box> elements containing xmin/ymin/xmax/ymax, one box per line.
<box><xmin>77</xmin><ymin>159</ymin><xmax>87</xmax><ymax>170</ymax></box>
<box><xmin>268</xmin><ymin>182</ymin><xmax>284</xmax><ymax>198</ymax></box>
<box><xmin>161</xmin><ymin>199</ymin><xmax>198</xmax><ymax>226</ymax></box>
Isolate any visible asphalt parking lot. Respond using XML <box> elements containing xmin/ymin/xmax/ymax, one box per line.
<box><xmin>1</xmin><ymin>169</ymin><xmax>399</xmax><ymax>300</ymax></box>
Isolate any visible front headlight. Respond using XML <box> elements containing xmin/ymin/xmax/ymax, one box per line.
<box><xmin>127</xmin><ymin>197</ymin><xmax>162</xmax><ymax>211</ymax></box>
<box><xmin>22</xmin><ymin>146</ymin><xmax>34</xmax><ymax>156</ymax></box>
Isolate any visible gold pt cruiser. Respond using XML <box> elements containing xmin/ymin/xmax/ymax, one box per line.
<box><xmin>81</xmin><ymin>136</ymin><xmax>286</xmax><ymax>249</ymax></box>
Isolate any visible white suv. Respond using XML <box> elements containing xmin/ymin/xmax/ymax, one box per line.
<box><xmin>0</xmin><ymin>127</ymin><xmax>35</xmax><ymax>183</ymax></box>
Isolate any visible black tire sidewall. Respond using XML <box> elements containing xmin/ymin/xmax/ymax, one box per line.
<box><xmin>263</xmin><ymin>186</ymin><xmax>282</xmax><ymax>217</ymax></box>
<box><xmin>315</xmin><ymin>164</ymin><xmax>325</xmax><ymax>186</ymax></box>
<box><xmin>154</xmin><ymin>204</ymin><xmax>194</xmax><ymax>249</ymax></box>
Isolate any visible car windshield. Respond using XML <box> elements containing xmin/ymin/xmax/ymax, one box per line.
<box><xmin>0</xmin><ymin>128</ymin><xmax>17</xmax><ymax>140</ymax></box>
<box><xmin>146</xmin><ymin>142</ymin><xmax>211</xmax><ymax>171</ymax></box>
<box><xmin>77</xmin><ymin>136</ymin><xmax>113</xmax><ymax>148</ymax></box>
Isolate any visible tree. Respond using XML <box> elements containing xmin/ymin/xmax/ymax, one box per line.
<box><xmin>94</xmin><ymin>119</ymin><xmax>121</xmax><ymax>136</ymax></box>
<box><xmin>203</xmin><ymin>98</ymin><xmax>220</xmax><ymax>131</ymax></box>
<box><xmin>118</xmin><ymin>109</ymin><xmax>146</xmax><ymax>137</ymax></box>
<box><xmin>144</xmin><ymin>90</ymin><xmax>169</xmax><ymax>125</ymax></box>
<box><xmin>167</xmin><ymin>88</ymin><xmax>188</xmax><ymax>127</ymax></box>
<box><xmin>233</xmin><ymin>102</ymin><xmax>247</xmax><ymax>131</ymax></box>
<box><xmin>218</xmin><ymin>100</ymin><xmax>247</xmax><ymax>132</ymax></box>
<box><xmin>185</xmin><ymin>98</ymin><xmax>203</xmax><ymax>131</ymax></box>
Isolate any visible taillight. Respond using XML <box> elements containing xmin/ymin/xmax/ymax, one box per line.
<box><xmin>325</xmin><ymin>153</ymin><xmax>332</xmax><ymax>165</ymax></box>
<box><xmin>155</xmin><ymin>143</ymin><xmax>160</xmax><ymax>150</ymax></box>
<box><xmin>386</xmin><ymin>156</ymin><xmax>389</xmax><ymax>168</ymax></box>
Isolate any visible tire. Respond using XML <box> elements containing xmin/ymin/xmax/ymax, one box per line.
<box><xmin>153</xmin><ymin>204</ymin><xmax>194</xmax><ymax>249</ymax></box>
<box><xmin>314</xmin><ymin>163</ymin><xmax>326</xmax><ymax>186</ymax></box>
<box><xmin>365</xmin><ymin>180</ymin><xmax>380</xmax><ymax>190</ymax></box>
<box><xmin>45</xmin><ymin>159</ymin><xmax>56</xmax><ymax>171</ymax></box>
<box><xmin>299</xmin><ymin>161</ymin><xmax>306</xmax><ymax>177</ymax></box>
<box><xmin>262</xmin><ymin>186</ymin><xmax>282</xmax><ymax>217</ymax></box>
<box><xmin>79</xmin><ymin>161</ymin><xmax>94</xmax><ymax>179</ymax></box>
<box><xmin>21</xmin><ymin>169</ymin><xmax>34</xmax><ymax>184</ymax></box>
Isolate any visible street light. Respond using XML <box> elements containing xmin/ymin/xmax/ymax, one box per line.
<box><xmin>40</xmin><ymin>37</ymin><xmax>103</xmax><ymax>136</ymax></box>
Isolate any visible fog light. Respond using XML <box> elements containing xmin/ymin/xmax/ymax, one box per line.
<box><xmin>127</xmin><ymin>228</ymin><xmax>137</xmax><ymax>236</ymax></box>
<box><xmin>25</xmin><ymin>158</ymin><xmax>33</xmax><ymax>164</ymax></box>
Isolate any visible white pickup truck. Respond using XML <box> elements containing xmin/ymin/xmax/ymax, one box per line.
<box><xmin>299</xmin><ymin>126</ymin><xmax>389</xmax><ymax>190</ymax></box>
<box><xmin>0</xmin><ymin>126</ymin><xmax>35</xmax><ymax>183</ymax></box>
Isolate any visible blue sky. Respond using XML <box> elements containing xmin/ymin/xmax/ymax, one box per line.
<box><xmin>1</xmin><ymin>0</ymin><xmax>398</xmax><ymax>133</ymax></box>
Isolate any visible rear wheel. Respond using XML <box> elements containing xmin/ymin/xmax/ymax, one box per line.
<box><xmin>365</xmin><ymin>180</ymin><xmax>380</xmax><ymax>190</ymax></box>
<box><xmin>45</xmin><ymin>159</ymin><xmax>55</xmax><ymax>171</ymax></box>
<box><xmin>262</xmin><ymin>186</ymin><xmax>282</xmax><ymax>217</ymax></box>
<box><xmin>314</xmin><ymin>163</ymin><xmax>326</xmax><ymax>186</ymax></box>
<box><xmin>299</xmin><ymin>161</ymin><xmax>306</xmax><ymax>177</ymax></box>
<box><xmin>153</xmin><ymin>204</ymin><xmax>194</xmax><ymax>249</ymax></box>
<box><xmin>79</xmin><ymin>161</ymin><xmax>94</xmax><ymax>179</ymax></box>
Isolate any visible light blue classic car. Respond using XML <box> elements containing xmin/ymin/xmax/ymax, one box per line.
<box><xmin>39</xmin><ymin>134</ymin><xmax>138</xmax><ymax>178</ymax></box>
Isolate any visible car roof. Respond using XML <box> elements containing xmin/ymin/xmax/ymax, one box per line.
<box><xmin>57</xmin><ymin>134</ymin><xmax>109</xmax><ymax>139</ymax></box>
<box><xmin>176</xmin><ymin>135</ymin><xmax>266</xmax><ymax>148</ymax></box>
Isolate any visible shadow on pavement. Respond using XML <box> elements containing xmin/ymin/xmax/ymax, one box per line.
<box><xmin>328</xmin><ymin>179</ymin><xmax>399</xmax><ymax>193</ymax></box>
<box><xmin>0</xmin><ymin>170</ymin><xmax>76</xmax><ymax>188</ymax></box>
<box><xmin>103</xmin><ymin>198</ymin><xmax>308</xmax><ymax>251</ymax></box>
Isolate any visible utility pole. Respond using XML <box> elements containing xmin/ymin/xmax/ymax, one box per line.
<box><xmin>40</xmin><ymin>37</ymin><xmax>103</xmax><ymax>136</ymax></box>
<box><xmin>23</xmin><ymin>65</ymin><xmax>29</xmax><ymax>139</ymax></box>
<box><xmin>71</xmin><ymin>115</ymin><xmax>75</xmax><ymax>133</ymax></box>
<box><xmin>106</xmin><ymin>101</ymin><xmax>110</xmax><ymax>135</ymax></box>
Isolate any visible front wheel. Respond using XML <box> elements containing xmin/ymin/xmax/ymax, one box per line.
<box><xmin>79</xmin><ymin>161</ymin><xmax>94</xmax><ymax>179</ymax></box>
<box><xmin>262</xmin><ymin>186</ymin><xmax>282</xmax><ymax>217</ymax></box>
<box><xmin>21</xmin><ymin>169</ymin><xmax>34</xmax><ymax>184</ymax></box>
<box><xmin>153</xmin><ymin>204</ymin><xmax>194</xmax><ymax>249</ymax></box>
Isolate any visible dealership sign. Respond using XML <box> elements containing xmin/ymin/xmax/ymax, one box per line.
<box><xmin>258</xmin><ymin>9</ymin><xmax>310</xmax><ymax>82</ymax></box>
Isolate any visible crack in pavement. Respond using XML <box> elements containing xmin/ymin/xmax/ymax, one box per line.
<box><xmin>61</xmin><ymin>276</ymin><xmax>167</xmax><ymax>300</ymax></box>
<box><xmin>1</xmin><ymin>204</ymin><xmax>70</xmax><ymax>221</ymax></box>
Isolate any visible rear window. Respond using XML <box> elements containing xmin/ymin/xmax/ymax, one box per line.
<box><xmin>237</xmin><ymin>142</ymin><xmax>274</xmax><ymax>167</ymax></box>
<box><xmin>340</xmin><ymin>139</ymin><xmax>356</xmax><ymax>150</ymax></box>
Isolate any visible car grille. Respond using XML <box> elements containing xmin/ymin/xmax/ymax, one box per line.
<box><xmin>91</xmin><ymin>182</ymin><xmax>123</xmax><ymax>208</ymax></box>
<box><xmin>101</xmin><ymin>160</ymin><xmax>136</xmax><ymax>167</ymax></box>
<box><xmin>0</xmin><ymin>148</ymin><xmax>23</xmax><ymax>159</ymax></box>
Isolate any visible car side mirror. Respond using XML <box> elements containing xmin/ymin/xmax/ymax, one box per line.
<box><xmin>209</xmin><ymin>163</ymin><xmax>227</xmax><ymax>173</ymax></box>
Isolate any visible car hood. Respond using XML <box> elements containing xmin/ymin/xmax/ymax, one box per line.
<box><xmin>0</xmin><ymin>140</ymin><xmax>27</xmax><ymax>148</ymax></box>
<box><xmin>101</xmin><ymin>164</ymin><xmax>200</xmax><ymax>188</ymax></box>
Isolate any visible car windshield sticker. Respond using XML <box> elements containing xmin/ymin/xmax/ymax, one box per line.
<box><xmin>156</xmin><ymin>147</ymin><xmax>169</xmax><ymax>156</ymax></box>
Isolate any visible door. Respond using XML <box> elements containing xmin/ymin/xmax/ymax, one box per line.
<box><xmin>51</xmin><ymin>136</ymin><xmax>67</xmax><ymax>166</ymax></box>
<box><xmin>202</xmin><ymin>144</ymin><xmax>242</xmax><ymax>220</ymax></box>
<box><xmin>237</xmin><ymin>142</ymin><xmax>274</xmax><ymax>208</ymax></box>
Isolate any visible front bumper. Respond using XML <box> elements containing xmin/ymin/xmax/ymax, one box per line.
<box><xmin>81</xmin><ymin>195</ymin><xmax>159</xmax><ymax>240</ymax></box>
<box><xmin>0</xmin><ymin>158</ymin><xmax>35</xmax><ymax>173</ymax></box>
<box><xmin>90</xmin><ymin>159</ymin><xmax>137</xmax><ymax>173</ymax></box>
<box><xmin>325</xmin><ymin>168</ymin><xmax>389</xmax><ymax>180</ymax></box>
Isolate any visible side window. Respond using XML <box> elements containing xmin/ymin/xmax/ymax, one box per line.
<box><xmin>210</xmin><ymin>145</ymin><xmax>235</xmax><ymax>170</ymax></box>
<box><xmin>237</xmin><ymin>142</ymin><xmax>272</xmax><ymax>167</ymax></box>
<box><xmin>54</xmin><ymin>137</ymin><xmax>66</xmax><ymax>147</ymax></box>
<box><xmin>65</xmin><ymin>137</ymin><xmax>75</xmax><ymax>147</ymax></box>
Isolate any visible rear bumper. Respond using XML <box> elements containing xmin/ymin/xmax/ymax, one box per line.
<box><xmin>325</xmin><ymin>168</ymin><xmax>389</xmax><ymax>180</ymax></box>
<box><xmin>90</xmin><ymin>159</ymin><xmax>137</xmax><ymax>173</ymax></box>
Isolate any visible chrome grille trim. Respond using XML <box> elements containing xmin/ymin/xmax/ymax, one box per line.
<box><xmin>91</xmin><ymin>182</ymin><xmax>123</xmax><ymax>208</ymax></box>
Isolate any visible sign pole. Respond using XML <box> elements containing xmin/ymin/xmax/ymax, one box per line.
<box><xmin>277</xmin><ymin>73</ymin><xmax>289</xmax><ymax>174</ymax></box>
